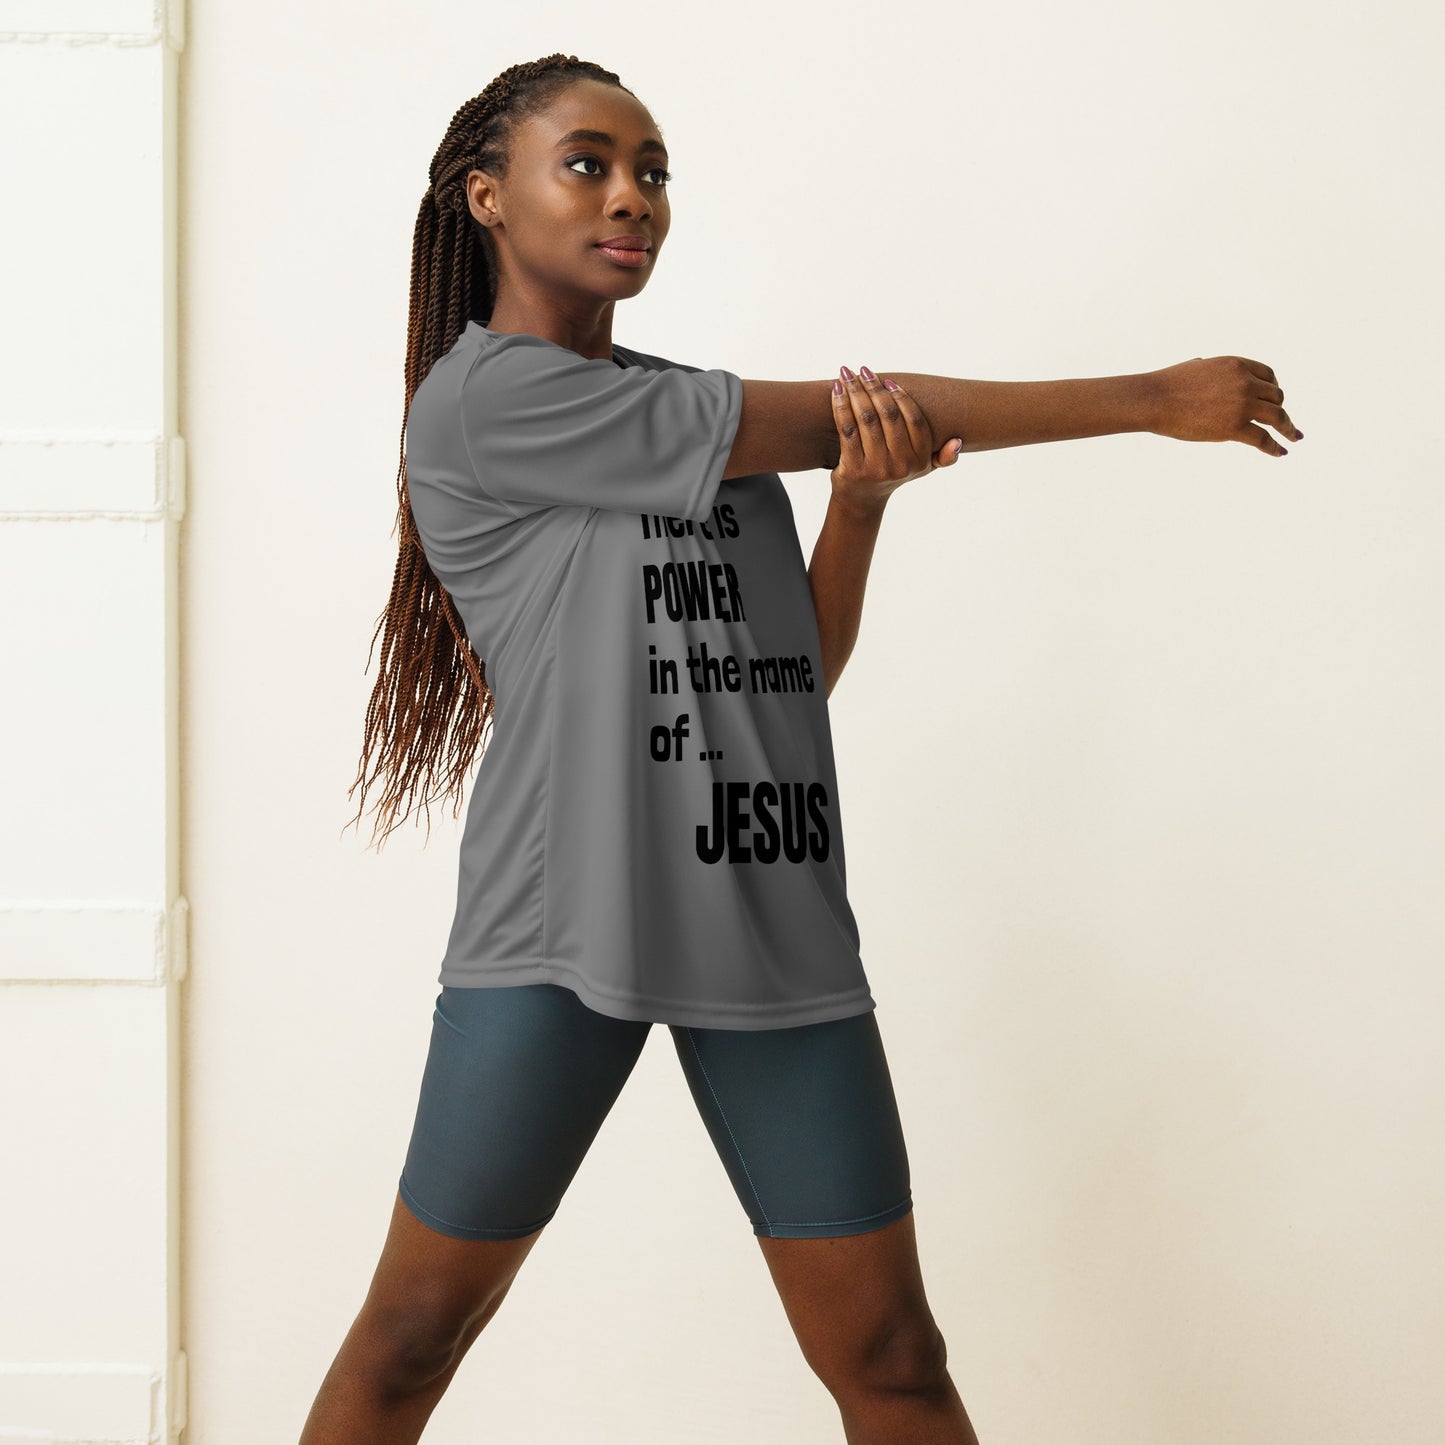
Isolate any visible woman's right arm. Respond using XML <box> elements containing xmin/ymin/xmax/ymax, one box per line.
<box><xmin>727</xmin><ymin>355</ymin><xmax>1300</xmax><ymax>477</ymax></box>
<box><xmin>724</xmin><ymin>380</ymin><xmax>844</xmax><ymax>480</ymax></box>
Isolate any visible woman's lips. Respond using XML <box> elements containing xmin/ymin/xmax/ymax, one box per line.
<box><xmin>595</xmin><ymin>243</ymin><xmax>650</xmax><ymax>268</ymax></box>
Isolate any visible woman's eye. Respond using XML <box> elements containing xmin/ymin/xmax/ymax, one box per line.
<box><xmin>565</xmin><ymin>156</ymin><xmax>671</xmax><ymax>186</ymax></box>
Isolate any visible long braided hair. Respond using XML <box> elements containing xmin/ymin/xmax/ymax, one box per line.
<box><xmin>344</xmin><ymin>54</ymin><xmax>630</xmax><ymax>852</ymax></box>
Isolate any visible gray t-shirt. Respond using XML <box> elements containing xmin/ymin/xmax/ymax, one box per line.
<box><xmin>402</xmin><ymin>321</ymin><xmax>874</xmax><ymax>1029</ymax></box>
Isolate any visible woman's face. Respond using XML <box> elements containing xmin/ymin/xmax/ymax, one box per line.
<box><xmin>467</xmin><ymin>79</ymin><xmax>672</xmax><ymax>315</ymax></box>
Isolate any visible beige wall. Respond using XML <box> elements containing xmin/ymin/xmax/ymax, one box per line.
<box><xmin>7</xmin><ymin>0</ymin><xmax>1438</xmax><ymax>1442</ymax></box>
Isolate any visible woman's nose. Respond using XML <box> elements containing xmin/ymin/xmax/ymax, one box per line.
<box><xmin>608</xmin><ymin>188</ymin><xmax>650</xmax><ymax>220</ymax></box>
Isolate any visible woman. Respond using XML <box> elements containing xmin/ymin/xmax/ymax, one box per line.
<box><xmin>303</xmin><ymin>53</ymin><xmax>1301</xmax><ymax>1445</ymax></box>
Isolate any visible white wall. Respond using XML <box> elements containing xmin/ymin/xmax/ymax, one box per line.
<box><xmin>27</xmin><ymin>0</ymin><xmax>1435</xmax><ymax>1443</ymax></box>
<box><xmin>0</xmin><ymin>2</ymin><xmax>186</xmax><ymax>1443</ymax></box>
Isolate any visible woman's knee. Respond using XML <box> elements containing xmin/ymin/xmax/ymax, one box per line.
<box><xmin>858</xmin><ymin>1315</ymin><xmax>950</xmax><ymax>1396</ymax></box>
<box><xmin>361</xmin><ymin>1285</ymin><xmax>477</xmax><ymax>1386</ymax></box>
<box><xmin>356</xmin><ymin>1193</ymin><xmax>544</xmax><ymax>1394</ymax></box>
<box><xmin>356</xmin><ymin>1273</ymin><xmax>518</xmax><ymax>1398</ymax></box>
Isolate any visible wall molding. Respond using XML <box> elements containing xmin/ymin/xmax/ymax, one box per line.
<box><xmin>0</xmin><ymin>898</ymin><xmax>188</xmax><ymax>983</ymax></box>
<box><xmin>0</xmin><ymin>0</ymin><xmax>185</xmax><ymax>49</ymax></box>
<box><xmin>0</xmin><ymin>1351</ymin><xmax>187</xmax><ymax>1444</ymax></box>
<box><xmin>0</xmin><ymin>435</ymin><xmax>185</xmax><ymax>521</ymax></box>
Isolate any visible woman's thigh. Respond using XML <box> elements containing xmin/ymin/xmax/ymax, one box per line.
<box><xmin>399</xmin><ymin>982</ymin><xmax>652</xmax><ymax>1242</ymax></box>
<box><xmin>669</xmin><ymin>1005</ymin><xmax>913</xmax><ymax>1239</ymax></box>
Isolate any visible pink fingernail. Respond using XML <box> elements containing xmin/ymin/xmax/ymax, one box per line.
<box><xmin>840</xmin><ymin>365</ymin><xmax>855</xmax><ymax>382</ymax></box>
<box><xmin>833</xmin><ymin>378</ymin><xmax>843</xmax><ymax>396</ymax></box>
<box><xmin>859</xmin><ymin>365</ymin><xmax>876</xmax><ymax>382</ymax></box>
<box><xmin>882</xmin><ymin>378</ymin><xmax>898</xmax><ymax>391</ymax></box>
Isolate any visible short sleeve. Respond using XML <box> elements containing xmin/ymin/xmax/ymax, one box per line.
<box><xmin>459</xmin><ymin>332</ymin><xmax>743</xmax><ymax>521</ymax></box>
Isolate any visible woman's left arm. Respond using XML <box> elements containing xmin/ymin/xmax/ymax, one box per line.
<box><xmin>730</xmin><ymin>356</ymin><xmax>1302</xmax><ymax>482</ymax></box>
<box><xmin>808</xmin><ymin>491</ymin><xmax>887</xmax><ymax>699</ymax></box>
<box><xmin>807</xmin><ymin>369</ymin><xmax>963</xmax><ymax>698</ymax></box>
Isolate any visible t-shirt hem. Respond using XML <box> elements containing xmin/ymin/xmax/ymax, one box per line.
<box><xmin>435</xmin><ymin>957</ymin><xmax>876</xmax><ymax>1031</ymax></box>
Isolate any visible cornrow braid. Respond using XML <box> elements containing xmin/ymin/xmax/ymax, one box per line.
<box><xmin>344</xmin><ymin>53</ymin><xmax>630</xmax><ymax>851</ymax></box>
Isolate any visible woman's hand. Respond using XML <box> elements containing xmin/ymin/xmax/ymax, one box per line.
<box><xmin>830</xmin><ymin>365</ymin><xmax>964</xmax><ymax>512</ymax></box>
<box><xmin>1147</xmin><ymin>356</ymin><xmax>1304</xmax><ymax>456</ymax></box>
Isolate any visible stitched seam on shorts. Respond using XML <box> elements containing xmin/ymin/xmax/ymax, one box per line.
<box><xmin>768</xmin><ymin>1195</ymin><xmax>913</xmax><ymax>1229</ymax></box>
<box><xmin>685</xmin><ymin>1026</ymin><xmax>771</xmax><ymax>1231</ymax></box>
<box><xmin>434</xmin><ymin>998</ymin><xmax>467</xmax><ymax>1037</ymax></box>
<box><xmin>400</xmin><ymin>1170</ymin><xmax>555</xmax><ymax>1236</ymax></box>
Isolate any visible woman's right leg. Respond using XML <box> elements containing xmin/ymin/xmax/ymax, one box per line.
<box><xmin>299</xmin><ymin>982</ymin><xmax>652</xmax><ymax>1444</ymax></box>
<box><xmin>297</xmin><ymin>1189</ymin><xmax>545</xmax><ymax>1445</ymax></box>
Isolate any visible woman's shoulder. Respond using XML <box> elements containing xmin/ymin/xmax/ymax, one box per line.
<box><xmin>452</xmin><ymin>322</ymin><xmax>716</xmax><ymax>382</ymax></box>
<box><xmin>611</xmin><ymin>339</ymin><xmax>708</xmax><ymax>377</ymax></box>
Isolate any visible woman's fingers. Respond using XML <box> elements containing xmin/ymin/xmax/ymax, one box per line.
<box><xmin>831</xmin><ymin>364</ymin><xmax>962</xmax><ymax>498</ymax></box>
<box><xmin>851</xmin><ymin>367</ymin><xmax>963</xmax><ymax>469</ymax></box>
<box><xmin>836</xmin><ymin>366</ymin><xmax>889</xmax><ymax>470</ymax></box>
<box><xmin>932</xmin><ymin>435</ymin><xmax>965</xmax><ymax>466</ymax></box>
<box><xmin>881</xmin><ymin>377</ymin><xmax>962</xmax><ymax>466</ymax></box>
<box><xmin>852</xmin><ymin>366</ymin><xmax>930</xmax><ymax>467</ymax></box>
<box><xmin>831</xmin><ymin>372</ymin><xmax>867</xmax><ymax>472</ymax></box>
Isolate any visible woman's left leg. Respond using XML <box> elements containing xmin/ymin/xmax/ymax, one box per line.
<box><xmin>671</xmin><ymin>1006</ymin><xmax>980</xmax><ymax>1444</ymax></box>
<box><xmin>756</xmin><ymin>1210</ymin><xmax>979</xmax><ymax>1445</ymax></box>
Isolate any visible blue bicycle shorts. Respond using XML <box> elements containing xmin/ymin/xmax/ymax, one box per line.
<box><xmin>398</xmin><ymin>982</ymin><xmax>914</xmax><ymax>1242</ymax></box>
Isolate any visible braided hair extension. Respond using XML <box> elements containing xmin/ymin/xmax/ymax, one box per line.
<box><xmin>344</xmin><ymin>54</ymin><xmax>630</xmax><ymax>851</ymax></box>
